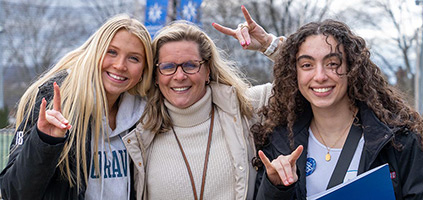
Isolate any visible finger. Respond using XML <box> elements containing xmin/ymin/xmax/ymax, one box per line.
<box><xmin>53</xmin><ymin>82</ymin><xmax>62</xmax><ymax>112</ymax></box>
<box><xmin>240</xmin><ymin>27</ymin><xmax>251</xmax><ymax>46</ymax></box>
<box><xmin>47</xmin><ymin>109</ymin><xmax>70</xmax><ymax>127</ymax></box>
<box><xmin>258</xmin><ymin>150</ymin><xmax>272</xmax><ymax>169</ymax></box>
<box><xmin>38</xmin><ymin>98</ymin><xmax>47</xmax><ymax>123</ymax></box>
<box><xmin>46</xmin><ymin>110</ymin><xmax>70</xmax><ymax>130</ymax></box>
<box><xmin>274</xmin><ymin>160</ymin><xmax>290</xmax><ymax>186</ymax></box>
<box><xmin>279</xmin><ymin>158</ymin><xmax>296</xmax><ymax>185</ymax></box>
<box><xmin>241</xmin><ymin>5</ymin><xmax>255</xmax><ymax>27</ymax></box>
<box><xmin>235</xmin><ymin>29</ymin><xmax>247</xmax><ymax>47</ymax></box>
<box><xmin>212</xmin><ymin>23</ymin><xmax>236</xmax><ymax>37</ymax></box>
<box><xmin>289</xmin><ymin>145</ymin><xmax>304</xmax><ymax>165</ymax></box>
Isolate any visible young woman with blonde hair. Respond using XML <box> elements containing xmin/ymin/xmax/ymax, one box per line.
<box><xmin>0</xmin><ymin>14</ymin><xmax>154</xmax><ymax>199</ymax></box>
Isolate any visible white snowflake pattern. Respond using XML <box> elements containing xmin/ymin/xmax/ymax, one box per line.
<box><xmin>148</xmin><ymin>3</ymin><xmax>162</xmax><ymax>23</ymax></box>
<box><xmin>182</xmin><ymin>1</ymin><xmax>197</xmax><ymax>21</ymax></box>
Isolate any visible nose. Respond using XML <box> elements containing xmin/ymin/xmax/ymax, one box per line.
<box><xmin>313</xmin><ymin>64</ymin><xmax>328</xmax><ymax>82</ymax></box>
<box><xmin>113</xmin><ymin>56</ymin><xmax>127</xmax><ymax>71</ymax></box>
<box><xmin>173</xmin><ymin>65</ymin><xmax>187</xmax><ymax>80</ymax></box>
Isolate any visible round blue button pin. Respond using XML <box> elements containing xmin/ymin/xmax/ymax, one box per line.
<box><xmin>306</xmin><ymin>157</ymin><xmax>316</xmax><ymax>176</ymax></box>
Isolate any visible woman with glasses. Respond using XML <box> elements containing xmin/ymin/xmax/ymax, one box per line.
<box><xmin>121</xmin><ymin>20</ymin><xmax>274</xmax><ymax>199</ymax></box>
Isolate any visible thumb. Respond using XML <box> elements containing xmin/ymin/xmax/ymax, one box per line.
<box><xmin>212</xmin><ymin>23</ymin><xmax>235</xmax><ymax>36</ymax></box>
<box><xmin>258</xmin><ymin>150</ymin><xmax>272</xmax><ymax>169</ymax></box>
<box><xmin>289</xmin><ymin>145</ymin><xmax>304</xmax><ymax>165</ymax></box>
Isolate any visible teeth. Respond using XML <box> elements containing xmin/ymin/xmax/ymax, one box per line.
<box><xmin>313</xmin><ymin>87</ymin><xmax>331</xmax><ymax>93</ymax></box>
<box><xmin>173</xmin><ymin>87</ymin><xmax>189</xmax><ymax>92</ymax></box>
<box><xmin>109</xmin><ymin>73</ymin><xmax>126</xmax><ymax>81</ymax></box>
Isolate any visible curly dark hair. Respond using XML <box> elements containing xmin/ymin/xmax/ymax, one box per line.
<box><xmin>251</xmin><ymin>19</ymin><xmax>423</xmax><ymax>152</ymax></box>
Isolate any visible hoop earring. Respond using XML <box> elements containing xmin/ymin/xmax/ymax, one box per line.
<box><xmin>138</xmin><ymin>77</ymin><xmax>143</xmax><ymax>83</ymax></box>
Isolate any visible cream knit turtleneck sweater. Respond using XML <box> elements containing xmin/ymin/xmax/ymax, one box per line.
<box><xmin>146</xmin><ymin>88</ymin><xmax>235</xmax><ymax>199</ymax></box>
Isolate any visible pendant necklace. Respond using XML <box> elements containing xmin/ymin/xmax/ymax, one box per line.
<box><xmin>313</xmin><ymin>117</ymin><xmax>354</xmax><ymax>162</ymax></box>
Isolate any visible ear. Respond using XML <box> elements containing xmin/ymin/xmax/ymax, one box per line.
<box><xmin>206</xmin><ymin>64</ymin><xmax>211</xmax><ymax>79</ymax></box>
<box><xmin>206</xmin><ymin>65</ymin><xmax>211</xmax><ymax>84</ymax></box>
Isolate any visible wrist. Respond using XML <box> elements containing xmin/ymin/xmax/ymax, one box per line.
<box><xmin>263</xmin><ymin>36</ymin><xmax>286</xmax><ymax>61</ymax></box>
<box><xmin>263</xmin><ymin>34</ymin><xmax>286</xmax><ymax>57</ymax></box>
<box><xmin>261</xmin><ymin>34</ymin><xmax>277</xmax><ymax>55</ymax></box>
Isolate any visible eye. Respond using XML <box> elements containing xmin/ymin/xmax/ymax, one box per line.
<box><xmin>327</xmin><ymin>61</ymin><xmax>340</xmax><ymax>69</ymax></box>
<box><xmin>182</xmin><ymin>61</ymin><xmax>198</xmax><ymax>69</ymax></box>
<box><xmin>300</xmin><ymin>63</ymin><xmax>312</xmax><ymax>68</ymax></box>
<box><xmin>159</xmin><ymin>63</ymin><xmax>176</xmax><ymax>70</ymax></box>
<box><xmin>129</xmin><ymin>56</ymin><xmax>140</xmax><ymax>62</ymax></box>
<box><xmin>107</xmin><ymin>49</ymin><xmax>117</xmax><ymax>56</ymax></box>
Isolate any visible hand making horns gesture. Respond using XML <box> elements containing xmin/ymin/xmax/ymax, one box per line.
<box><xmin>258</xmin><ymin>145</ymin><xmax>304</xmax><ymax>186</ymax></box>
<box><xmin>212</xmin><ymin>5</ymin><xmax>274</xmax><ymax>52</ymax></box>
<box><xmin>37</xmin><ymin>82</ymin><xmax>72</xmax><ymax>138</ymax></box>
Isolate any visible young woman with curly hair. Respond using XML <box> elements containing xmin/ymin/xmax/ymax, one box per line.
<box><xmin>216</xmin><ymin>6</ymin><xmax>423</xmax><ymax>200</ymax></box>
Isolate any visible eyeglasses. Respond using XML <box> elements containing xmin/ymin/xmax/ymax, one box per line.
<box><xmin>156</xmin><ymin>60</ymin><xmax>206</xmax><ymax>76</ymax></box>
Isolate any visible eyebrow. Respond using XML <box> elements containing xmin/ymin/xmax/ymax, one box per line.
<box><xmin>296</xmin><ymin>53</ymin><xmax>342</xmax><ymax>62</ymax></box>
<box><xmin>108</xmin><ymin>44</ymin><xmax>144</xmax><ymax>57</ymax></box>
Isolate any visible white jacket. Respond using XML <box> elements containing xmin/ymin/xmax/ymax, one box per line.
<box><xmin>123</xmin><ymin>82</ymin><xmax>272</xmax><ymax>200</ymax></box>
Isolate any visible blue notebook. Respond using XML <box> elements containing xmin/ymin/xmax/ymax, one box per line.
<box><xmin>308</xmin><ymin>164</ymin><xmax>395</xmax><ymax>200</ymax></box>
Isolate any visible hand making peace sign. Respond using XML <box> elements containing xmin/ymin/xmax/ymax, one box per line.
<box><xmin>212</xmin><ymin>5</ymin><xmax>275</xmax><ymax>52</ymax></box>
<box><xmin>37</xmin><ymin>82</ymin><xmax>72</xmax><ymax>138</ymax></box>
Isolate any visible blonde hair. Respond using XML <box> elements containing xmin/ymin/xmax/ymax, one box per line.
<box><xmin>15</xmin><ymin>14</ymin><xmax>153</xmax><ymax>188</ymax></box>
<box><xmin>142</xmin><ymin>21</ymin><xmax>252</xmax><ymax>133</ymax></box>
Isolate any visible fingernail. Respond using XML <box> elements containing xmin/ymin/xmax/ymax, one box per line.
<box><xmin>241</xmin><ymin>41</ymin><xmax>245</xmax><ymax>46</ymax></box>
<box><xmin>212</xmin><ymin>23</ymin><xmax>215</xmax><ymax>26</ymax></box>
<box><xmin>61</xmin><ymin>124</ymin><xmax>67</xmax><ymax>128</ymax></box>
<box><xmin>241</xmin><ymin>5</ymin><xmax>245</xmax><ymax>8</ymax></box>
<box><xmin>63</xmin><ymin>119</ymin><xmax>69</xmax><ymax>124</ymax></box>
<box><xmin>284</xmin><ymin>180</ymin><xmax>289</xmax><ymax>185</ymax></box>
<box><xmin>247</xmin><ymin>41</ymin><xmax>250</xmax><ymax>46</ymax></box>
<box><xmin>289</xmin><ymin>178</ymin><xmax>294</xmax><ymax>183</ymax></box>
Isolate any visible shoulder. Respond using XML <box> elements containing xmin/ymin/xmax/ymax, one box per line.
<box><xmin>38</xmin><ymin>70</ymin><xmax>68</xmax><ymax>96</ymax></box>
<box><xmin>261</xmin><ymin>125</ymin><xmax>292</xmax><ymax>160</ymax></box>
<box><xmin>393</xmin><ymin>127</ymin><xmax>422</xmax><ymax>151</ymax></box>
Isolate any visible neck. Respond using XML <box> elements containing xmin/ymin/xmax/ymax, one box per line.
<box><xmin>311</xmin><ymin>105</ymin><xmax>357</xmax><ymax>148</ymax></box>
<box><xmin>107</xmin><ymin>94</ymin><xmax>120</xmax><ymax>130</ymax></box>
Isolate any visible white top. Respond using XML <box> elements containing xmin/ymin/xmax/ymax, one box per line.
<box><xmin>146</xmin><ymin>88</ymin><xmax>235</xmax><ymax>199</ymax></box>
<box><xmin>306</xmin><ymin>128</ymin><xmax>364</xmax><ymax>197</ymax></box>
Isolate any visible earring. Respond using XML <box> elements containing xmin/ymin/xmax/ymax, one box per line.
<box><xmin>138</xmin><ymin>77</ymin><xmax>143</xmax><ymax>83</ymax></box>
<box><xmin>206</xmin><ymin>79</ymin><xmax>210</xmax><ymax>85</ymax></box>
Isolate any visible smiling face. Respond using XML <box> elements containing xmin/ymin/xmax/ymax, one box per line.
<box><xmin>156</xmin><ymin>40</ymin><xmax>210</xmax><ymax>109</ymax></box>
<box><xmin>101</xmin><ymin>29</ymin><xmax>145</xmax><ymax>103</ymax></box>
<box><xmin>296</xmin><ymin>34</ymin><xmax>350</xmax><ymax>111</ymax></box>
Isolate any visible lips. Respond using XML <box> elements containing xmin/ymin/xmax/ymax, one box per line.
<box><xmin>108</xmin><ymin>72</ymin><xmax>127</xmax><ymax>81</ymax></box>
<box><xmin>312</xmin><ymin>87</ymin><xmax>332</xmax><ymax>93</ymax></box>
<box><xmin>172</xmin><ymin>86</ymin><xmax>190</xmax><ymax>92</ymax></box>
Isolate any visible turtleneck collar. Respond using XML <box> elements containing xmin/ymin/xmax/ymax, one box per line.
<box><xmin>164</xmin><ymin>86</ymin><xmax>212</xmax><ymax>128</ymax></box>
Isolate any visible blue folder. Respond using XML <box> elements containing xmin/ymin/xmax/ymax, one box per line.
<box><xmin>308</xmin><ymin>164</ymin><xmax>395</xmax><ymax>200</ymax></box>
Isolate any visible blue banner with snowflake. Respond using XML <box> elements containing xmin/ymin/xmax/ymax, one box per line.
<box><xmin>145</xmin><ymin>0</ymin><xmax>168</xmax><ymax>36</ymax></box>
<box><xmin>177</xmin><ymin>0</ymin><xmax>202</xmax><ymax>24</ymax></box>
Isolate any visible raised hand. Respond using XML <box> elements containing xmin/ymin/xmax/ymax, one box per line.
<box><xmin>212</xmin><ymin>5</ymin><xmax>274</xmax><ymax>52</ymax></box>
<box><xmin>258</xmin><ymin>145</ymin><xmax>304</xmax><ymax>186</ymax></box>
<box><xmin>37</xmin><ymin>82</ymin><xmax>71</xmax><ymax>138</ymax></box>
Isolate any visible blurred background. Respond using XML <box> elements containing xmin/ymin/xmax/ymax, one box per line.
<box><xmin>0</xmin><ymin>0</ymin><xmax>422</xmax><ymax>170</ymax></box>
